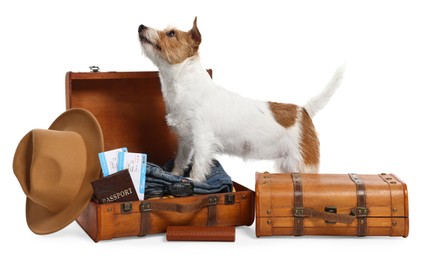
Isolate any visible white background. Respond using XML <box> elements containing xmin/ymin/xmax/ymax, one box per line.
<box><xmin>1</xmin><ymin>0</ymin><xmax>420</xmax><ymax>259</ymax></box>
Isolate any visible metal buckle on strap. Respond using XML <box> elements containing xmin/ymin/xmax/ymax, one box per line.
<box><xmin>140</xmin><ymin>202</ymin><xmax>152</xmax><ymax>212</ymax></box>
<box><xmin>121</xmin><ymin>202</ymin><xmax>133</xmax><ymax>214</ymax></box>
<box><xmin>208</xmin><ymin>196</ymin><xmax>218</xmax><ymax>205</ymax></box>
<box><xmin>293</xmin><ymin>207</ymin><xmax>305</xmax><ymax>217</ymax></box>
<box><xmin>353</xmin><ymin>207</ymin><xmax>369</xmax><ymax>217</ymax></box>
<box><xmin>224</xmin><ymin>193</ymin><xmax>235</xmax><ymax>205</ymax></box>
<box><xmin>348</xmin><ymin>173</ymin><xmax>368</xmax><ymax>236</ymax></box>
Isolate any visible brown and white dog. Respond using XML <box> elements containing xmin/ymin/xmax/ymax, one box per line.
<box><xmin>138</xmin><ymin>17</ymin><xmax>344</xmax><ymax>182</ymax></box>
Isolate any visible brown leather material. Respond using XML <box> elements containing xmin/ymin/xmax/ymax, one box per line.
<box><xmin>139</xmin><ymin>195</ymin><xmax>219</xmax><ymax>236</ymax></box>
<box><xmin>207</xmin><ymin>196</ymin><xmax>218</xmax><ymax>226</ymax></box>
<box><xmin>294</xmin><ymin>207</ymin><xmax>355</xmax><ymax>224</ymax></box>
<box><xmin>348</xmin><ymin>173</ymin><xmax>368</xmax><ymax>236</ymax></box>
<box><xmin>292</xmin><ymin>173</ymin><xmax>304</xmax><ymax>236</ymax></box>
<box><xmin>255</xmin><ymin>172</ymin><xmax>409</xmax><ymax>237</ymax></box>
<box><xmin>139</xmin><ymin>208</ymin><xmax>150</xmax><ymax>236</ymax></box>
<box><xmin>140</xmin><ymin>195</ymin><xmax>216</xmax><ymax>213</ymax></box>
<box><xmin>166</xmin><ymin>226</ymin><xmax>235</xmax><ymax>242</ymax></box>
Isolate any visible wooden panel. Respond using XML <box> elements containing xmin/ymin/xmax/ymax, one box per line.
<box><xmin>66</xmin><ymin>71</ymin><xmax>176</xmax><ymax>165</ymax></box>
<box><xmin>65</xmin><ymin>70</ymin><xmax>212</xmax><ymax>166</ymax></box>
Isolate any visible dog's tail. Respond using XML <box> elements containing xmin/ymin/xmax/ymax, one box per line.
<box><xmin>303</xmin><ymin>66</ymin><xmax>345</xmax><ymax>118</ymax></box>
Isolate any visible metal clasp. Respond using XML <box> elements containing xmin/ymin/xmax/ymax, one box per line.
<box><xmin>208</xmin><ymin>196</ymin><xmax>218</xmax><ymax>206</ymax></box>
<box><xmin>324</xmin><ymin>206</ymin><xmax>337</xmax><ymax>224</ymax></box>
<box><xmin>224</xmin><ymin>194</ymin><xmax>235</xmax><ymax>205</ymax></box>
<box><xmin>293</xmin><ymin>207</ymin><xmax>305</xmax><ymax>217</ymax></box>
<box><xmin>140</xmin><ymin>202</ymin><xmax>151</xmax><ymax>212</ymax></box>
<box><xmin>120</xmin><ymin>202</ymin><xmax>132</xmax><ymax>214</ymax></box>
<box><xmin>352</xmin><ymin>207</ymin><xmax>369</xmax><ymax>217</ymax></box>
<box><xmin>89</xmin><ymin>65</ymin><xmax>100</xmax><ymax>72</ymax></box>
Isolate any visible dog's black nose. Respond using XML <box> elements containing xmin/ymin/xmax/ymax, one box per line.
<box><xmin>138</xmin><ymin>24</ymin><xmax>147</xmax><ymax>32</ymax></box>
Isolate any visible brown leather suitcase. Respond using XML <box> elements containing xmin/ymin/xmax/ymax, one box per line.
<box><xmin>66</xmin><ymin>69</ymin><xmax>255</xmax><ymax>242</ymax></box>
<box><xmin>255</xmin><ymin>172</ymin><xmax>409</xmax><ymax>237</ymax></box>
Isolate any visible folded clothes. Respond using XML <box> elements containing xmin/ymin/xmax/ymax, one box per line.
<box><xmin>145</xmin><ymin>160</ymin><xmax>233</xmax><ymax>199</ymax></box>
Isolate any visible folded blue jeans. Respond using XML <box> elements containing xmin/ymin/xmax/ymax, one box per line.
<box><xmin>145</xmin><ymin>160</ymin><xmax>233</xmax><ymax>199</ymax></box>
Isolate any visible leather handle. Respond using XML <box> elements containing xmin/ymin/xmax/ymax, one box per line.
<box><xmin>292</xmin><ymin>173</ymin><xmax>369</xmax><ymax>236</ymax></box>
<box><xmin>139</xmin><ymin>195</ymin><xmax>219</xmax><ymax>236</ymax></box>
<box><xmin>293</xmin><ymin>207</ymin><xmax>356</xmax><ymax>224</ymax></box>
<box><xmin>140</xmin><ymin>195</ymin><xmax>218</xmax><ymax>213</ymax></box>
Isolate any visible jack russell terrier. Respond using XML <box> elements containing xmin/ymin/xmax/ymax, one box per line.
<box><xmin>138</xmin><ymin>17</ymin><xmax>344</xmax><ymax>182</ymax></box>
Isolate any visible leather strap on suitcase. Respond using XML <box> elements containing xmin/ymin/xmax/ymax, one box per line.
<box><xmin>139</xmin><ymin>195</ymin><xmax>219</xmax><ymax>236</ymax></box>
<box><xmin>292</xmin><ymin>173</ymin><xmax>369</xmax><ymax>236</ymax></box>
<box><xmin>349</xmin><ymin>173</ymin><xmax>369</xmax><ymax>236</ymax></box>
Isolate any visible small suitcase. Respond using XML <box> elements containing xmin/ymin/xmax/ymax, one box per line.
<box><xmin>66</xmin><ymin>69</ymin><xmax>255</xmax><ymax>242</ymax></box>
<box><xmin>255</xmin><ymin>172</ymin><xmax>409</xmax><ymax>237</ymax></box>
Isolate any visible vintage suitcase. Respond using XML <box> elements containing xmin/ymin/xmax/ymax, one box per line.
<box><xmin>66</xmin><ymin>69</ymin><xmax>255</xmax><ymax>242</ymax></box>
<box><xmin>255</xmin><ymin>172</ymin><xmax>409</xmax><ymax>237</ymax></box>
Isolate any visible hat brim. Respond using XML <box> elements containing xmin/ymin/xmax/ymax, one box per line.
<box><xmin>26</xmin><ymin>108</ymin><xmax>104</xmax><ymax>234</ymax></box>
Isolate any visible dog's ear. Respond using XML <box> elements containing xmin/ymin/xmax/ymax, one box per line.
<box><xmin>190</xmin><ymin>17</ymin><xmax>201</xmax><ymax>46</ymax></box>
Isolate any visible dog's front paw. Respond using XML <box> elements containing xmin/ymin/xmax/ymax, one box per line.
<box><xmin>171</xmin><ymin>165</ymin><xmax>185</xmax><ymax>177</ymax></box>
<box><xmin>189</xmin><ymin>168</ymin><xmax>207</xmax><ymax>183</ymax></box>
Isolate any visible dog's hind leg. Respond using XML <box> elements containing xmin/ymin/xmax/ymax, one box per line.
<box><xmin>274</xmin><ymin>156</ymin><xmax>319</xmax><ymax>174</ymax></box>
<box><xmin>300</xmin><ymin>163</ymin><xmax>319</xmax><ymax>173</ymax></box>
<box><xmin>274</xmin><ymin>155</ymin><xmax>301</xmax><ymax>173</ymax></box>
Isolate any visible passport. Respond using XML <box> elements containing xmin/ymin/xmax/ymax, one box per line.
<box><xmin>91</xmin><ymin>169</ymin><xmax>139</xmax><ymax>204</ymax></box>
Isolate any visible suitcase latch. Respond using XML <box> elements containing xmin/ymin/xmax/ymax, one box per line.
<box><xmin>293</xmin><ymin>207</ymin><xmax>305</xmax><ymax>217</ymax></box>
<box><xmin>89</xmin><ymin>66</ymin><xmax>100</xmax><ymax>72</ymax></box>
<box><xmin>353</xmin><ymin>207</ymin><xmax>369</xmax><ymax>217</ymax></box>
<box><xmin>208</xmin><ymin>196</ymin><xmax>219</xmax><ymax>205</ymax></box>
<box><xmin>140</xmin><ymin>202</ymin><xmax>152</xmax><ymax>212</ymax></box>
<box><xmin>324</xmin><ymin>206</ymin><xmax>337</xmax><ymax>224</ymax></box>
<box><xmin>121</xmin><ymin>202</ymin><xmax>133</xmax><ymax>214</ymax></box>
<box><xmin>224</xmin><ymin>194</ymin><xmax>235</xmax><ymax>205</ymax></box>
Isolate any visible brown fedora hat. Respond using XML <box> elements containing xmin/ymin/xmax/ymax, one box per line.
<box><xmin>13</xmin><ymin>108</ymin><xmax>104</xmax><ymax>234</ymax></box>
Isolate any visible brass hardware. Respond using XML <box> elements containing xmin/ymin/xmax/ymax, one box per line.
<box><xmin>390</xmin><ymin>181</ymin><xmax>397</xmax><ymax>184</ymax></box>
<box><xmin>120</xmin><ymin>202</ymin><xmax>132</xmax><ymax>214</ymax></box>
<box><xmin>386</xmin><ymin>177</ymin><xmax>392</xmax><ymax>180</ymax></box>
<box><xmin>380</xmin><ymin>173</ymin><xmax>387</xmax><ymax>175</ymax></box>
<box><xmin>224</xmin><ymin>194</ymin><xmax>235</xmax><ymax>205</ymax></box>
<box><xmin>89</xmin><ymin>66</ymin><xmax>100</xmax><ymax>72</ymax></box>
<box><xmin>140</xmin><ymin>202</ymin><xmax>151</xmax><ymax>212</ymax></box>
<box><xmin>324</xmin><ymin>206</ymin><xmax>337</xmax><ymax>224</ymax></box>
<box><xmin>360</xmin><ymin>219</ymin><xmax>365</xmax><ymax>224</ymax></box>
<box><xmin>355</xmin><ymin>207</ymin><xmax>369</xmax><ymax>217</ymax></box>
<box><xmin>263</xmin><ymin>175</ymin><xmax>270</xmax><ymax>179</ymax></box>
<box><xmin>267</xmin><ymin>219</ymin><xmax>272</xmax><ymax>225</ymax></box>
<box><xmin>392</xmin><ymin>220</ymin><xmax>397</xmax><ymax>226</ymax></box>
<box><xmin>266</xmin><ymin>209</ymin><xmax>272</xmax><ymax>215</ymax></box>
<box><xmin>107</xmin><ymin>207</ymin><xmax>113</xmax><ymax>212</ymax></box>
<box><xmin>263</xmin><ymin>181</ymin><xmax>268</xmax><ymax>184</ymax></box>
<box><xmin>242</xmin><ymin>194</ymin><xmax>247</xmax><ymax>199</ymax></box>
<box><xmin>392</xmin><ymin>208</ymin><xmax>398</xmax><ymax>213</ymax></box>
<box><xmin>293</xmin><ymin>207</ymin><xmax>305</xmax><ymax>217</ymax></box>
<box><xmin>208</xmin><ymin>196</ymin><xmax>218</xmax><ymax>205</ymax></box>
